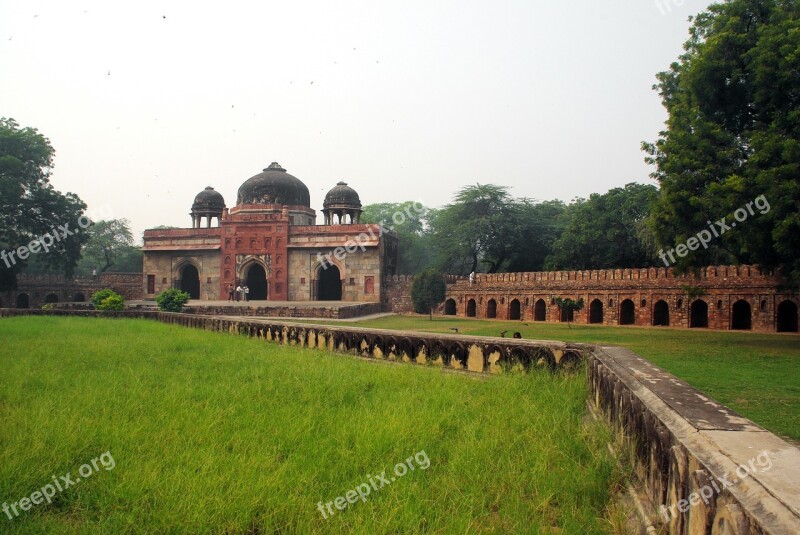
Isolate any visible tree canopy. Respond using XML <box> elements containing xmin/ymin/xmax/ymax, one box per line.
<box><xmin>0</xmin><ymin>118</ymin><xmax>88</xmax><ymax>290</ymax></box>
<box><xmin>430</xmin><ymin>184</ymin><xmax>524</xmax><ymax>274</ymax></box>
<box><xmin>644</xmin><ymin>0</ymin><xmax>800</xmax><ymax>282</ymax></box>
<box><xmin>360</xmin><ymin>202</ymin><xmax>434</xmax><ymax>274</ymax></box>
<box><xmin>375</xmin><ymin>183</ymin><xmax>656</xmax><ymax>276</ymax></box>
<box><xmin>75</xmin><ymin>218</ymin><xmax>142</xmax><ymax>274</ymax></box>
<box><xmin>410</xmin><ymin>269</ymin><xmax>447</xmax><ymax>319</ymax></box>
<box><xmin>545</xmin><ymin>183</ymin><xmax>658</xmax><ymax>270</ymax></box>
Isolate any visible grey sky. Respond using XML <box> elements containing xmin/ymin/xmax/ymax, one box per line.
<box><xmin>2</xmin><ymin>0</ymin><xmax>704</xmax><ymax>240</ymax></box>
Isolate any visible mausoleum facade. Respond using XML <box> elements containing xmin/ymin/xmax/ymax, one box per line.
<box><xmin>141</xmin><ymin>163</ymin><xmax>398</xmax><ymax>302</ymax></box>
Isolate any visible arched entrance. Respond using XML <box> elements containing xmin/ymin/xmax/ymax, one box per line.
<box><xmin>589</xmin><ymin>299</ymin><xmax>603</xmax><ymax>324</ymax></box>
<box><xmin>487</xmin><ymin>299</ymin><xmax>497</xmax><ymax>319</ymax></box>
<box><xmin>317</xmin><ymin>265</ymin><xmax>342</xmax><ymax>301</ymax></box>
<box><xmin>45</xmin><ymin>293</ymin><xmax>59</xmax><ymax>304</ymax></box>
<box><xmin>690</xmin><ymin>300</ymin><xmax>708</xmax><ymax>328</ymax></box>
<box><xmin>466</xmin><ymin>299</ymin><xmax>476</xmax><ymax>317</ymax></box>
<box><xmin>73</xmin><ymin>293</ymin><xmax>86</xmax><ymax>302</ymax></box>
<box><xmin>620</xmin><ymin>299</ymin><xmax>635</xmax><ymax>325</ymax></box>
<box><xmin>653</xmin><ymin>300</ymin><xmax>669</xmax><ymax>326</ymax></box>
<box><xmin>245</xmin><ymin>263</ymin><xmax>268</xmax><ymax>300</ymax></box>
<box><xmin>509</xmin><ymin>299</ymin><xmax>521</xmax><ymax>320</ymax></box>
<box><xmin>444</xmin><ymin>299</ymin><xmax>456</xmax><ymax>315</ymax></box>
<box><xmin>777</xmin><ymin>301</ymin><xmax>798</xmax><ymax>333</ymax></box>
<box><xmin>731</xmin><ymin>300</ymin><xmax>751</xmax><ymax>330</ymax></box>
<box><xmin>16</xmin><ymin>293</ymin><xmax>29</xmax><ymax>309</ymax></box>
<box><xmin>179</xmin><ymin>264</ymin><xmax>200</xmax><ymax>299</ymax></box>
<box><xmin>534</xmin><ymin>299</ymin><xmax>546</xmax><ymax>321</ymax></box>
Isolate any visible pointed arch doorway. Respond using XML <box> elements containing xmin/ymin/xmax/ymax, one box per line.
<box><xmin>244</xmin><ymin>263</ymin><xmax>268</xmax><ymax>300</ymax></box>
<box><xmin>317</xmin><ymin>265</ymin><xmax>342</xmax><ymax>301</ymax></box>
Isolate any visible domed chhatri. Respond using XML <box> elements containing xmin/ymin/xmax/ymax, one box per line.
<box><xmin>236</xmin><ymin>162</ymin><xmax>311</xmax><ymax>207</ymax></box>
<box><xmin>190</xmin><ymin>186</ymin><xmax>225</xmax><ymax>228</ymax></box>
<box><xmin>323</xmin><ymin>181</ymin><xmax>363</xmax><ymax>225</ymax></box>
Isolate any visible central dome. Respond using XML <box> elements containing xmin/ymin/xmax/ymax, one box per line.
<box><xmin>236</xmin><ymin>162</ymin><xmax>311</xmax><ymax>207</ymax></box>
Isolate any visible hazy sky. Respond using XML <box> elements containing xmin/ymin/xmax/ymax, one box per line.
<box><xmin>2</xmin><ymin>0</ymin><xmax>705</xmax><ymax>240</ymax></box>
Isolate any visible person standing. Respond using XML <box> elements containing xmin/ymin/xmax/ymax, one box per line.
<box><xmin>227</xmin><ymin>284</ymin><xmax>234</xmax><ymax>301</ymax></box>
<box><xmin>244</xmin><ymin>285</ymin><xmax>250</xmax><ymax>302</ymax></box>
<box><xmin>235</xmin><ymin>284</ymin><xmax>243</xmax><ymax>302</ymax></box>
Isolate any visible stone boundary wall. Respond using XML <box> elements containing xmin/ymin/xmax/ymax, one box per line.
<box><xmin>382</xmin><ymin>274</ymin><xmax>413</xmax><ymax>313</ymax></box>
<box><xmin>1</xmin><ymin>273</ymin><xmax>143</xmax><ymax>309</ymax></box>
<box><xmin>384</xmin><ymin>266</ymin><xmax>799</xmax><ymax>332</ymax></box>
<box><xmin>0</xmin><ymin>309</ymin><xmax>585</xmax><ymax>372</ymax></box>
<box><xmin>177</xmin><ymin>302</ymin><xmax>383</xmax><ymax>320</ymax></box>
<box><xmin>2</xmin><ymin>309</ymin><xmax>798</xmax><ymax>533</ymax></box>
<box><xmin>590</xmin><ymin>346</ymin><xmax>800</xmax><ymax>534</ymax></box>
<box><xmin>382</xmin><ymin>274</ymin><xmax>461</xmax><ymax>314</ymax></box>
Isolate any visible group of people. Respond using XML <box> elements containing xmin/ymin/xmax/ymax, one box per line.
<box><xmin>227</xmin><ymin>284</ymin><xmax>250</xmax><ymax>302</ymax></box>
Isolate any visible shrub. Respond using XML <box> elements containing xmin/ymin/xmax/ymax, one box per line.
<box><xmin>155</xmin><ymin>288</ymin><xmax>191</xmax><ymax>312</ymax></box>
<box><xmin>411</xmin><ymin>269</ymin><xmax>447</xmax><ymax>319</ymax></box>
<box><xmin>554</xmin><ymin>297</ymin><xmax>584</xmax><ymax>328</ymax></box>
<box><xmin>91</xmin><ymin>289</ymin><xmax>125</xmax><ymax>311</ymax></box>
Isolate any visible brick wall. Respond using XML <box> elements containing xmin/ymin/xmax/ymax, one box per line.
<box><xmin>385</xmin><ymin>266</ymin><xmax>798</xmax><ymax>333</ymax></box>
<box><xmin>1</xmin><ymin>272</ymin><xmax>143</xmax><ymax>309</ymax></box>
<box><xmin>382</xmin><ymin>275</ymin><xmax>414</xmax><ymax>313</ymax></box>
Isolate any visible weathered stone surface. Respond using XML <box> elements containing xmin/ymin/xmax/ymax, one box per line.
<box><xmin>384</xmin><ymin>266</ymin><xmax>799</xmax><ymax>332</ymax></box>
<box><xmin>590</xmin><ymin>346</ymin><xmax>800</xmax><ymax>534</ymax></box>
<box><xmin>1</xmin><ymin>272</ymin><xmax>142</xmax><ymax>309</ymax></box>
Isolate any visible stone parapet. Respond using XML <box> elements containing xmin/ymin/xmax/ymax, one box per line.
<box><xmin>590</xmin><ymin>346</ymin><xmax>800</xmax><ymax>534</ymax></box>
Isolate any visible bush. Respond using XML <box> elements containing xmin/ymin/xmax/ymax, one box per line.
<box><xmin>155</xmin><ymin>288</ymin><xmax>191</xmax><ymax>312</ymax></box>
<box><xmin>91</xmin><ymin>289</ymin><xmax>125</xmax><ymax>311</ymax></box>
<box><xmin>411</xmin><ymin>269</ymin><xmax>447</xmax><ymax>319</ymax></box>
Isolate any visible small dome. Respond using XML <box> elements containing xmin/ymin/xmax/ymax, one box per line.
<box><xmin>192</xmin><ymin>186</ymin><xmax>225</xmax><ymax>212</ymax></box>
<box><xmin>236</xmin><ymin>162</ymin><xmax>310</xmax><ymax>207</ymax></box>
<box><xmin>323</xmin><ymin>181</ymin><xmax>362</xmax><ymax>209</ymax></box>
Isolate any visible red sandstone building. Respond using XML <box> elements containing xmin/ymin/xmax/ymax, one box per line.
<box><xmin>142</xmin><ymin>163</ymin><xmax>398</xmax><ymax>303</ymax></box>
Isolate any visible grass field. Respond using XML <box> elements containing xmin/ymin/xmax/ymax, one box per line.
<box><xmin>328</xmin><ymin>315</ymin><xmax>800</xmax><ymax>441</ymax></box>
<box><xmin>0</xmin><ymin>317</ymin><xmax>622</xmax><ymax>534</ymax></box>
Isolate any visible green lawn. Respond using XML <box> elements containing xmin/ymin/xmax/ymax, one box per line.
<box><xmin>0</xmin><ymin>317</ymin><xmax>621</xmax><ymax>534</ymax></box>
<box><xmin>332</xmin><ymin>315</ymin><xmax>800</xmax><ymax>441</ymax></box>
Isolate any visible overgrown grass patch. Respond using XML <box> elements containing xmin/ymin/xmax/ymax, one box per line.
<box><xmin>341</xmin><ymin>315</ymin><xmax>800</xmax><ymax>440</ymax></box>
<box><xmin>0</xmin><ymin>317</ymin><xmax>621</xmax><ymax>534</ymax></box>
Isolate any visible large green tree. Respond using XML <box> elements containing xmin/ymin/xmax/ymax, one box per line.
<box><xmin>504</xmin><ymin>199</ymin><xmax>568</xmax><ymax>272</ymax></box>
<box><xmin>644</xmin><ymin>0</ymin><xmax>800</xmax><ymax>282</ymax></box>
<box><xmin>545</xmin><ymin>183</ymin><xmax>658</xmax><ymax>270</ymax></box>
<box><xmin>75</xmin><ymin>219</ymin><xmax>142</xmax><ymax>274</ymax></box>
<box><xmin>430</xmin><ymin>184</ymin><xmax>521</xmax><ymax>274</ymax></box>
<box><xmin>410</xmin><ymin>269</ymin><xmax>447</xmax><ymax>319</ymax></box>
<box><xmin>0</xmin><ymin>118</ymin><xmax>88</xmax><ymax>290</ymax></box>
<box><xmin>360</xmin><ymin>201</ymin><xmax>434</xmax><ymax>274</ymax></box>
